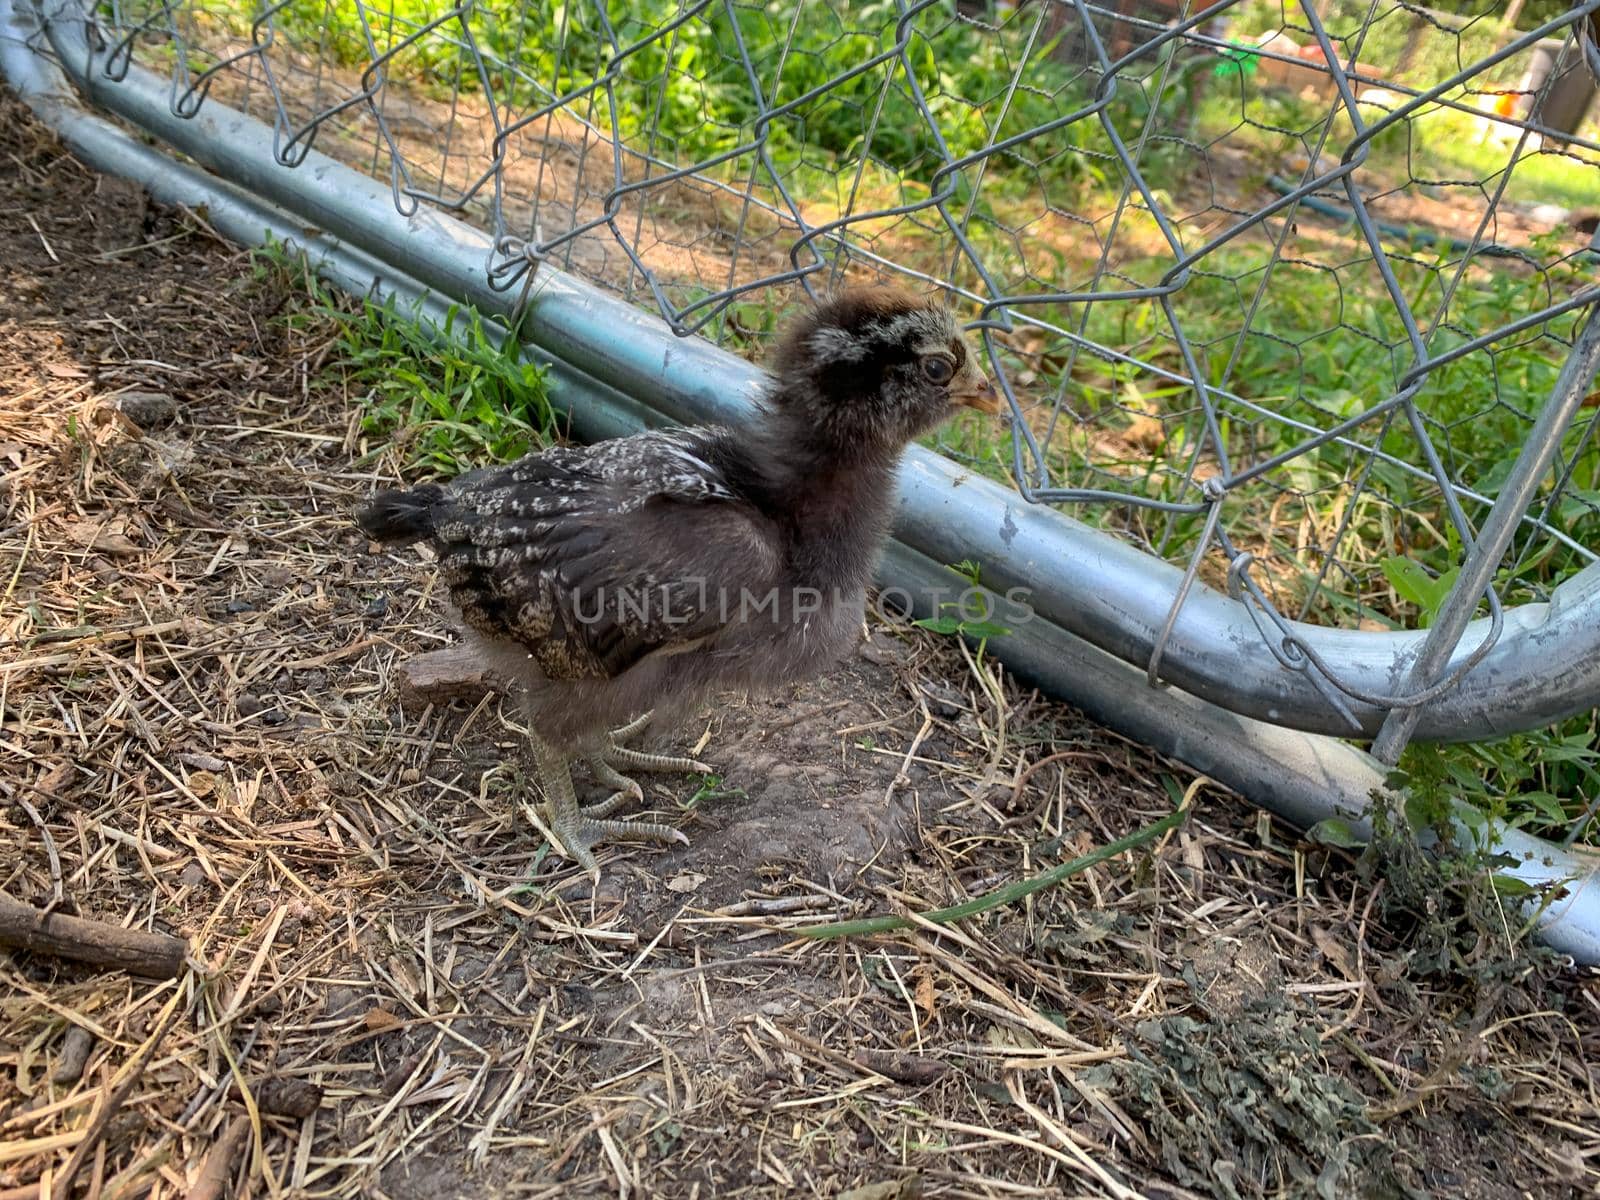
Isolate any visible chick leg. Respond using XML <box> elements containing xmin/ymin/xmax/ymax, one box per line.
<box><xmin>529</xmin><ymin>728</ymin><xmax>686</xmax><ymax>878</ymax></box>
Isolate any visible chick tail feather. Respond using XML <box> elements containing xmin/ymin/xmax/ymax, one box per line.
<box><xmin>355</xmin><ymin>483</ymin><xmax>448</xmax><ymax>543</ymax></box>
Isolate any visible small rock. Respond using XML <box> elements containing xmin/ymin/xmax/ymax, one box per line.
<box><xmin>858</xmin><ymin>639</ymin><xmax>906</xmax><ymax>667</ymax></box>
<box><xmin>236</xmin><ymin>694</ymin><xmax>267</xmax><ymax>718</ymax></box>
<box><xmin>231</xmin><ymin>1077</ymin><xmax>323</xmax><ymax>1119</ymax></box>
<box><xmin>113</xmin><ymin>391</ymin><xmax>177</xmax><ymax>429</ymax></box>
<box><xmin>919</xmin><ymin>682</ymin><xmax>967</xmax><ymax>719</ymax></box>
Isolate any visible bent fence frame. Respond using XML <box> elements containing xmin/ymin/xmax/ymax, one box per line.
<box><xmin>4</xmin><ymin>0</ymin><xmax>1599</xmax><ymax>959</ymax></box>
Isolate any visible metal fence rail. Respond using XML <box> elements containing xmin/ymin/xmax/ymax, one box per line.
<box><xmin>5</xmin><ymin>0</ymin><xmax>1600</xmax><ymax>954</ymax></box>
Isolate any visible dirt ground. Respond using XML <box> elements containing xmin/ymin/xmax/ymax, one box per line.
<box><xmin>3</xmin><ymin>86</ymin><xmax>1600</xmax><ymax>1200</ymax></box>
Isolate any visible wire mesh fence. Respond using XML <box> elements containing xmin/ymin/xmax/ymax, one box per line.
<box><xmin>18</xmin><ymin>0</ymin><xmax>1600</xmax><ymax>811</ymax></box>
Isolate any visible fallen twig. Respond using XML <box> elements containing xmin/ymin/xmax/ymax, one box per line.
<box><xmin>14</xmin><ymin>800</ymin><xmax>61</xmax><ymax>912</ymax></box>
<box><xmin>0</xmin><ymin>987</ymin><xmax>187</xmax><ymax>1200</ymax></box>
<box><xmin>183</xmin><ymin>1115</ymin><xmax>251</xmax><ymax>1200</ymax></box>
<box><xmin>852</xmin><ymin>1048</ymin><xmax>949</xmax><ymax>1086</ymax></box>
<box><xmin>0</xmin><ymin>894</ymin><xmax>188</xmax><ymax>978</ymax></box>
<box><xmin>713</xmin><ymin>895</ymin><xmax>833</xmax><ymax>917</ymax></box>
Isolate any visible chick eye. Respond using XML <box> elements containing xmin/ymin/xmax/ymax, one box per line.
<box><xmin>921</xmin><ymin>356</ymin><xmax>954</xmax><ymax>385</ymax></box>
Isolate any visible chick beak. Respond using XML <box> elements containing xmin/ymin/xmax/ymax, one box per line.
<box><xmin>950</xmin><ymin>363</ymin><xmax>1000</xmax><ymax>414</ymax></box>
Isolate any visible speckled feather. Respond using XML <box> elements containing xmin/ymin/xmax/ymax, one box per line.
<box><xmin>422</xmin><ymin>427</ymin><xmax>777</xmax><ymax>682</ymax></box>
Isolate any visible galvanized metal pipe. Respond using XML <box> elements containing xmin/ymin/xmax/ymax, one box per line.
<box><xmin>7</xmin><ymin>4</ymin><xmax>1598</xmax><ymax>963</ymax></box>
<box><xmin>1372</xmin><ymin>303</ymin><xmax>1600</xmax><ymax>763</ymax></box>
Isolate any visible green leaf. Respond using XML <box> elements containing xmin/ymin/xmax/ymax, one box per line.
<box><xmin>951</xmin><ymin>559</ymin><xmax>984</xmax><ymax>586</ymax></box>
<box><xmin>1521</xmin><ymin>790</ymin><xmax>1568</xmax><ymax>824</ymax></box>
<box><xmin>961</xmin><ymin>620</ymin><xmax>1011</xmax><ymax>639</ymax></box>
<box><xmin>1404</xmin><ymin>790</ymin><xmax>1446</xmax><ymax>833</ymax></box>
<box><xmin>1307</xmin><ymin>817</ymin><xmax>1366</xmax><ymax>849</ymax></box>
<box><xmin>1473</xmin><ymin>455</ymin><xmax>1517</xmax><ymax>497</ymax></box>
<box><xmin>683</xmin><ymin>774</ymin><xmax>744</xmax><ymax>809</ymax></box>
<box><xmin>1380</xmin><ymin>557</ymin><xmax>1462</xmax><ymax>628</ymax></box>
<box><xmin>1490</xmin><ymin>875</ymin><xmax>1537</xmax><ymax>899</ymax></box>
<box><xmin>651</xmin><ymin>1120</ymin><xmax>683</xmax><ymax>1158</ymax></box>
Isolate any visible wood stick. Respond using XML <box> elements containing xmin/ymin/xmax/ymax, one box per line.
<box><xmin>184</xmin><ymin>1115</ymin><xmax>251</xmax><ymax>1200</ymax></box>
<box><xmin>395</xmin><ymin>645</ymin><xmax>507</xmax><ymax>710</ymax></box>
<box><xmin>0</xmin><ymin>894</ymin><xmax>187</xmax><ymax>978</ymax></box>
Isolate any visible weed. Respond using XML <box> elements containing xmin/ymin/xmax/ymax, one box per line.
<box><xmin>328</xmin><ymin>297</ymin><xmax>555</xmax><ymax>475</ymax></box>
<box><xmin>249</xmin><ymin>242</ymin><xmax>555</xmax><ymax>475</ymax></box>
<box><xmin>1398</xmin><ymin>714</ymin><xmax>1600</xmax><ymax>843</ymax></box>
<box><xmin>912</xmin><ymin>558</ymin><xmax>1011</xmax><ymax>647</ymax></box>
<box><xmin>1355</xmin><ymin>788</ymin><xmax>1560</xmax><ymax>989</ymax></box>
<box><xmin>682</xmin><ymin>774</ymin><xmax>745</xmax><ymax>810</ymax></box>
<box><xmin>1084</xmin><ymin>1003</ymin><xmax>1394</xmax><ymax>1199</ymax></box>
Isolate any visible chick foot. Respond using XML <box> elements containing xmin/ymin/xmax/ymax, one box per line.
<box><xmin>529</xmin><ymin>728</ymin><xmax>687</xmax><ymax>879</ymax></box>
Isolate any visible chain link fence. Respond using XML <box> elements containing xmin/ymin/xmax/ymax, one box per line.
<box><xmin>9</xmin><ymin>0</ymin><xmax>1600</xmax><ymax>842</ymax></box>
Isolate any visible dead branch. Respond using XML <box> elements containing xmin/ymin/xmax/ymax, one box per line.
<box><xmin>0</xmin><ymin>894</ymin><xmax>187</xmax><ymax>978</ymax></box>
<box><xmin>183</xmin><ymin>1115</ymin><xmax>251</xmax><ymax>1200</ymax></box>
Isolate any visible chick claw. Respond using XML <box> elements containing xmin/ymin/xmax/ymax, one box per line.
<box><xmin>561</xmin><ymin>717</ymin><xmax>708</xmax><ymax>871</ymax></box>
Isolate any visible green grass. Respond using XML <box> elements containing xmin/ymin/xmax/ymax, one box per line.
<box><xmin>1421</xmin><ymin>112</ymin><xmax>1600</xmax><ymax>213</ymax></box>
<box><xmin>280</xmin><ymin>0</ymin><xmax>1097</xmax><ymax>175</ymax></box>
<box><xmin>270</xmin><ymin>258</ymin><xmax>558</xmax><ymax>476</ymax></box>
<box><xmin>254</xmin><ymin>246</ymin><xmax>554</xmax><ymax>474</ymax></box>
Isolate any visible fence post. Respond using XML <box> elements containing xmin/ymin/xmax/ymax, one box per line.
<box><xmin>1371</xmin><ymin>302</ymin><xmax>1600</xmax><ymax>763</ymax></box>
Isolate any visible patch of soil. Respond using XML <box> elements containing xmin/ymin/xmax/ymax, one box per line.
<box><xmin>2</xmin><ymin>84</ymin><xmax>1598</xmax><ymax>1200</ymax></box>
